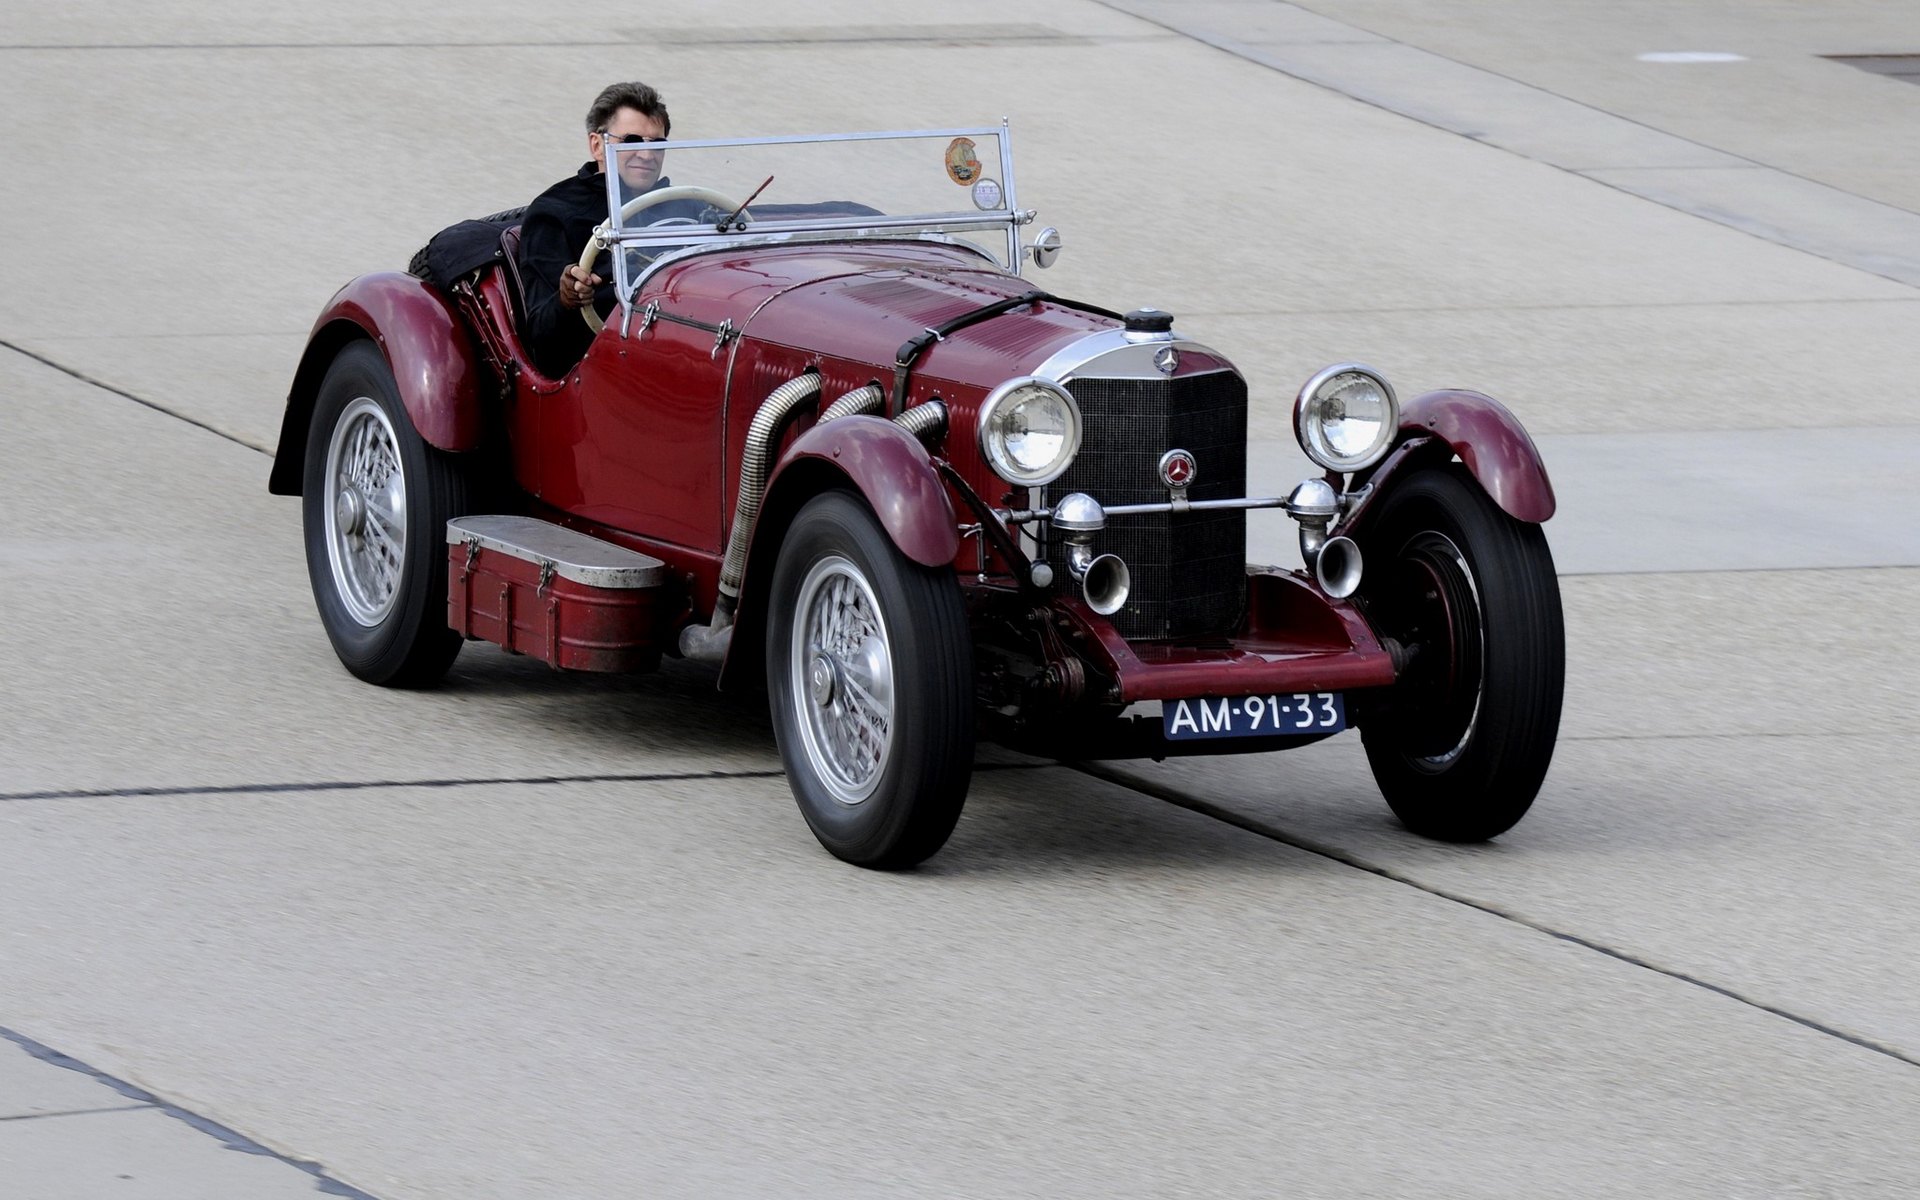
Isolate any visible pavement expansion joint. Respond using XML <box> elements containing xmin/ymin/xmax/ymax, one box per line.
<box><xmin>0</xmin><ymin>768</ymin><xmax>792</xmax><ymax>805</ymax></box>
<box><xmin>0</xmin><ymin>761</ymin><xmax>1053</xmax><ymax>806</ymax></box>
<box><xmin>0</xmin><ymin>40</ymin><xmax>636</xmax><ymax>51</ymax></box>
<box><xmin>24</xmin><ymin>330</ymin><xmax>313</xmax><ymax>341</ymax></box>
<box><xmin>1191</xmin><ymin>296</ymin><xmax>1920</xmax><ymax>318</ymax></box>
<box><xmin>0</xmin><ymin>337</ymin><xmax>269</xmax><ymax>456</ymax></box>
<box><xmin>1067</xmin><ymin>760</ymin><xmax>1920</xmax><ymax>1071</ymax></box>
<box><xmin>1558</xmin><ymin>564</ymin><xmax>1920</xmax><ymax>579</ymax></box>
<box><xmin>1561</xmin><ymin>729</ymin><xmax>1910</xmax><ymax>744</ymax></box>
<box><xmin>0</xmin><ymin>1026</ymin><xmax>388</xmax><ymax>1200</ymax></box>
<box><xmin>0</xmin><ymin>31</ymin><xmax>1167</xmax><ymax>52</ymax></box>
<box><xmin>0</xmin><ymin>1103</ymin><xmax>157</xmax><ymax>1122</ymax></box>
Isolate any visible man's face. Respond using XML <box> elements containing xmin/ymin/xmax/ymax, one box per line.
<box><xmin>590</xmin><ymin>106</ymin><xmax>668</xmax><ymax>193</ymax></box>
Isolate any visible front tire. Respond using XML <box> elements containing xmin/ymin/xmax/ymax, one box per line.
<box><xmin>1357</xmin><ymin>466</ymin><xmax>1564</xmax><ymax>841</ymax></box>
<box><xmin>301</xmin><ymin>340</ymin><xmax>470</xmax><ymax>687</ymax></box>
<box><xmin>766</xmin><ymin>491</ymin><xmax>975</xmax><ymax>868</ymax></box>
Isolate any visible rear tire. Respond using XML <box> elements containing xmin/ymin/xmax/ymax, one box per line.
<box><xmin>766</xmin><ymin>491</ymin><xmax>975</xmax><ymax>868</ymax></box>
<box><xmin>1357</xmin><ymin>466</ymin><xmax>1564</xmax><ymax>841</ymax></box>
<box><xmin>301</xmin><ymin>340</ymin><xmax>470</xmax><ymax>687</ymax></box>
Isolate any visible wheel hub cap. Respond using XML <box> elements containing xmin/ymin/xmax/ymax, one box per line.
<box><xmin>1387</xmin><ymin>531</ymin><xmax>1483</xmax><ymax>765</ymax></box>
<box><xmin>335</xmin><ymin>487</ymin><xmax>366</xmax><ymax>537</ymax></box>
<box><xmin>809</xmin><ymin>651</ymin><xmax>837</xmax><ymax>706</ymax></box>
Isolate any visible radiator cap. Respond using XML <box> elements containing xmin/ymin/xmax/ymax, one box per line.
<box><xmin>1123</xmin><ymin>307</ymin><xmax>1175</xmax><ymax>333</ymax></box>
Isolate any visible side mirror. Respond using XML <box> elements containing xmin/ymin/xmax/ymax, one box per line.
<box><xmin>1028</xmin><ymin>227</ymin><xmax>1064</xmax><ymax>269</ymax></box>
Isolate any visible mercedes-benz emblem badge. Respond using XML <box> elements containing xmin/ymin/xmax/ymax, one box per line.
<box><xmin>1159</xmin><ymin>449</ymin><xmax>1197</xmax><ymax>489</ymax></box>
<box><xmin>1153</xmin><ymin>346</ymin><xmax>1179</xmax><ymax>375</ymax></box>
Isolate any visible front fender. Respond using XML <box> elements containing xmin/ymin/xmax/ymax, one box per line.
<box><xmin>267</xmin><ymin>272</ymin><xmax>484</xmax><ymax>495</ymax></box>
<box><xmin>717</xmin><ymin>415</ymin><xmax>960</xmax><ymax>692</ymax></box>
<box><xmin>1393</xmin><ymin>389</ymin><xmax>1555</xmax><ymax>522</ymax></box>
<box><xmin>767</xmin><ymin>416</ymin><xmax>960</xmax><ymax>567</ymax></box>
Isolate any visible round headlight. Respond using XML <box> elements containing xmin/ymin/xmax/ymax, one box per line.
<box><xmin>977</xmin><ymin>377</ymin><xmax>1082</xmax><ymax>486</ymax></box>
<box><xmin>1294</xmin><ymin>364</ymin><xmax>1399</xmax><ymax>472</ymax></box>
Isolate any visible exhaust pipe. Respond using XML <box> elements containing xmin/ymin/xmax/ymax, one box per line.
<box><xmin>817</xmin><ymin>382</ymin><xmax>884</xmax><ymax>423</ymax></box>
<box><xmin>681</xmin><ymin>371</ymin><xmax>823</xmax><ymax>662</ymax></box>
<box><xmin>682</xmin><ymin>381</ymin><xmax>946</xmax><ymax>664</ymax></box>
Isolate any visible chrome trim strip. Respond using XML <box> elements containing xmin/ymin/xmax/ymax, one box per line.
<box><xmin>447</xmin><ymin>516</ymin><xmax>667</xmax><ymax>589</ymax></box>
<box><xmin>1002</xmin><ymin>496</ymin><xmax>1288</xmax><ymax>524</ymax></box>
<box><xmin>1106</xmin><ymin>497</ymin><xmax>1285</xmax><ymax>515</ymax></box>
<box><xmin>1029</xmin><ymin>329</ymin><xmax>1242</xmax><ymax>383</ymax></box>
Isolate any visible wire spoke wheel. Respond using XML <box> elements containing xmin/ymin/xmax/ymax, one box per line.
<box><xmin>322</xmin><ymin>396</ymin><xmax>408</xmax><ymax>626</ymax></box>
<box><xmin>767</xmin><ymin>491</ymin><xmax>973</xmax><ymax>868</ymax></box>
<box><xmin>792</xmin><ymin>557</ymin><xmax>896</xmax><ymax>804</ymax></box>
<box><xmin>301</xmin><ymin>341</ymin><xmax>470</xmax><ymax>687</ymax></box>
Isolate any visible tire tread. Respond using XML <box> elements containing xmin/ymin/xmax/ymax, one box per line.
<box><xmin>1360</xmin><ymin>466</ymin><xmax>1564</xmax><ymax>841</ymax></box>
<box><xmin>766</xmin><ymin>490</ymin><xmax>974</xmax><ymax>868</ymax></box>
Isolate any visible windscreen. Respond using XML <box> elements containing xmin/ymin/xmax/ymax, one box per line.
<box><xmin>600</xmin><ymin>127</ymin><xmax>1020</xmax><ymax>297</ymax></box>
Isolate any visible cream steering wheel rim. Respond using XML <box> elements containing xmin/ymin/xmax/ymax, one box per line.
<box><xmin>576</xmin><ymin>184</ymin><xmax>748</xmax><ymax>333</ymax></box>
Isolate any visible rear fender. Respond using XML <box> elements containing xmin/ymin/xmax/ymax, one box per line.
<box><xmin>268</xmin><ymin>272</ymin><xmax>485</xmax><ymax>495</ymax></box>
<box><xmin>717</xmin><ymin>416</ymin><xmax>960</xmax><ymax>691</ymax></box>
<box><xmin>1384</xmin><ymin>389</ymin><xmax>1556</xmax><ymax>523</ymax></box>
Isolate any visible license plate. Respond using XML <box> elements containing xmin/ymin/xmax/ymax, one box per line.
<box><xmin>1162</xmin><ymin>692</ymin><xmax>1346</xmax><ymax>740</ymax></box>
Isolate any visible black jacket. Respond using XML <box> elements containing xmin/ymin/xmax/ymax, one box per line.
<box><xmin>518</xmin><ymin>163</ymin><xmax>701</xmax><ymax>377</ymax></box>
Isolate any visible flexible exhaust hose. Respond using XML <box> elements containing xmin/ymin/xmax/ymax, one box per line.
<box><xmin>683</xmin><ymin>378</ymin><xmax>950</xmax><ymax>665</ymax></box>
<box><xmin>894</xmin><ymin>399</ymin><xmax>948</xmax><ymax>442</ymax></box>
<box><xmin>822</xmin><ymin>386</ymin><xmax>947</xmax><ymax>441</ymax></box>
<box><xmin>681</xmin><ymin>371</ymin><xmax>822</xmax><ymax>663</ymax></box>
<box><xmin>817</xmin><ymin>383</ymin><xmax>885</xmax><ymax>424</ymax></box>
<box><xmin>719</xmin><ymin>372</ymin><xmax>822</xmax><ymax>603</ymax></box>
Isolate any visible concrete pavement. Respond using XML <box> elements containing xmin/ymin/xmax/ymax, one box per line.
<box><xmin>1100</xmin><ymin>0</ymin><xmax>1920</xmax><ymax>285</ymax></box>
<box><xmin>3</xmin><ymin>2</ymin><xmax>1918</xmax><ymax>1197</ymax></box>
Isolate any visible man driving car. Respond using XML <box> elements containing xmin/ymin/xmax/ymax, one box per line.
<box><xmin>519</xmin><ymin>81</ymin><xmax>700</xmax><ymax>377</ymax></box>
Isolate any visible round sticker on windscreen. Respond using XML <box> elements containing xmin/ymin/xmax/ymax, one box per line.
<box><xmin>970</xmin><ymin>178</ymin><xmax>1003</xmax><ymax>210</ymax></box>
<box><xmin>945</xmin><ymin>137</ymin><xmax>982</xmax><ymax>185</ymax></box>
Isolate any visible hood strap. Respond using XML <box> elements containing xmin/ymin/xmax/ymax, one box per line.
<box><xmin>891</xmin><ymin>289</ymin><xmax>1047</xmax><ymax>416</ymax></box>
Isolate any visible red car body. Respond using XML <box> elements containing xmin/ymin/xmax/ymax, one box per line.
<box><xmin>273</xmin><ymin>138</ymin><xmax>1562</xmax><ymax>867</ymax></box>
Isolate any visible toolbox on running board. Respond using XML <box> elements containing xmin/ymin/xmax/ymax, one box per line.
<box><xmin>446</xmin><ymin>515</ymin><xmax>668</xmax><ymax>673</ymax></box>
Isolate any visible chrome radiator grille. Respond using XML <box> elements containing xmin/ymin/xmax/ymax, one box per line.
<box><xmin>1053</xmin><ymin>370</ymin><xmax>1248</xmax><ymax>640</ymax></box>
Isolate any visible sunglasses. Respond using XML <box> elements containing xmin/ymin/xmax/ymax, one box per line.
<box><xmin>600</xmin><ymin>131</ymin><xmax>669</xmax><ymax>145</ymax></box>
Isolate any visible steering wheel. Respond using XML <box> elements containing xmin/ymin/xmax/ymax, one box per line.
<box><xmin>577</xmin><ymin>185</ymin><xmax>748</xmax><ymax>332</ymax></box>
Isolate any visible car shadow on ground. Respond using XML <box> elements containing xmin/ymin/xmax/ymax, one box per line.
<box><xmin>1096</xmin><ymin>735</ymin><xmax>1752</xmax><ymax>862</ymax></box>
<box><xmin>914</xmin><ymin>762</ymin><xmax>1350</xmax><ymax>880</ymax></box>
<box><xmin>419</xmin><ymin>650</ymin><xmax>1574</xmax><ymax>878</ymax></box>
<box><xmin>434</xmin><ymin>644</ymin><xmax>780</xmax><ymax>761</ymax></box>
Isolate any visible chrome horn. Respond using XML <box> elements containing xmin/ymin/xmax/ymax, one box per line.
<box><xmin>1286</xmin><ymin>478</ymin><xmax>1364</xmax><ymax>598</ymax></box>
<box><xmin>1074</xmin><ymin>548</ymin><xmax>1132</xmax><ymax>616</ymax></box>
<box><xmin>1313</xmin><ymin>535</ymin><xmax>1363</xmax><ymax>598</ymax></box>
<box><xmin>1051</xmin><ymin>493</ymin><xmax>1132</xmax><ymax>616</ymax></box>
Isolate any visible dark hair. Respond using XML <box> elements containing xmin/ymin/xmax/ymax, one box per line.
<box><xmin>585</xmin><ymin>82</ymin><xmax>671</xmax><ymax>137</ymax></box>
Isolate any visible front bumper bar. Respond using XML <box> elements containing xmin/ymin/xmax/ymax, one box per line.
<box><xmin>1054</xmin><ymin>570</ymin><xmax>1398</xmax><ymax>704</ymax></box>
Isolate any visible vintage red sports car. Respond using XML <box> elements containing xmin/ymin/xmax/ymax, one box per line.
<box><xmin>269</xmin><ymin>125</ymin><xmax>1564</xmax><ymax>868</ymax></box>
